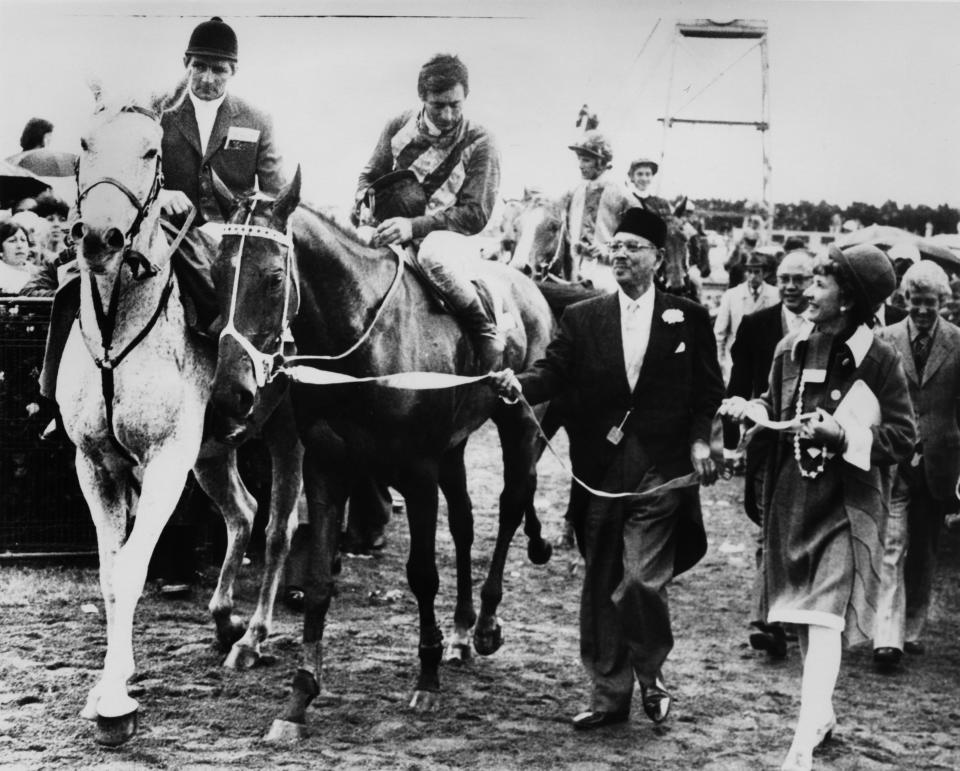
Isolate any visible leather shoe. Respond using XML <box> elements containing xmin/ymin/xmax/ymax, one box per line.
<box><xmin>873</xmin><ymin>646</ymin><xmax>903</xmax><ymax>669</ymax></box>
<box><xmin>571</xmin><ymin>709</ymin><xmax>629</xmax><ymax>731</ymax></box>
<box><xmin>904</xmin><ymin>640</ymin><xmax>925</xmax><ymax>655</ymax></box>
<box><xmin>640</xmin><ymin>678</ymin><xmax>671</xmax><ymax>724</ymax></box>
<box><xmin>750</xmin><ymin>628</ymin><xmax>788</xmax><ymax>659</ymax></box>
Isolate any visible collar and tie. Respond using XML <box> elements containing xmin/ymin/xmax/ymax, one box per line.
<box><xmin>913</xmin><ymin>331</ymin><xmax>932</xmax><ymax>376</ymax></box>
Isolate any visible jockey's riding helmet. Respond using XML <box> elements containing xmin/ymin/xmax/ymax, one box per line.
<box><xmin>568</xmin><ymin>131</ymin><xmax>613</xmax><ymax>167</ymax></box>
<box><xmin>186</xmin><ymin>17</ymin><xmax>238</xmax><ymax>62</ymax></box>
<box><xmin>628</xmin><ymin>157</ymin><xmax>659</xmax><ymax>176</ymax></box>
<box><xmin>363</xmin><ymin>169</ymin><xmax>428</xmax><ymax>222</ymax></box>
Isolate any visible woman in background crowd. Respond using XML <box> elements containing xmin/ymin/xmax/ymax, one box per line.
<box><xmin>0</xmin><ymin>221</ymin><xmax>35</xmax><ymax>294</ymax></box>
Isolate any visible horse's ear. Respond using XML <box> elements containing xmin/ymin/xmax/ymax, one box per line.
<box><xmin>673</xmin><ymin>196</ymin><xmax>689</xmax><ymax>218</ymax></box>
<box><xmin>273</xmin><ymin>166</ymin><xmax>301</xmax><ymax>224</ymax></box>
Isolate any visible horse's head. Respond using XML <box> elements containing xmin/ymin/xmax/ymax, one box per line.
<box><xmin>508</xmin><ymin>197</ymin><xmax>566</xmax><ymax>279</ymax></box>
<box><xmin>210</xmin><ymin>167</ymin><xmax>301</xmax><ymax>424</ymax></box>
<box><xmin>72</xmin><ymin>104</ymin><xmax>164</xmax><ymax>274</ymax></box>
<box><xmin>658</xmin><ymin>199</ymin><xmax>694</xmax><ymax>294</ymax></box>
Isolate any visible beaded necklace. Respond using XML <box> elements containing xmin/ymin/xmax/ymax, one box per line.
<box><xmin>793</xmin><ymin>372</ymin><xmax>828</xmax><ymax>478</ymax></box>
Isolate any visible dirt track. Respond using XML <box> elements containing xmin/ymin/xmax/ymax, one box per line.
<box><xmin>2</xmin><ymin>423</ymin><xmax>959</xmax><ymax>769</ymax></box>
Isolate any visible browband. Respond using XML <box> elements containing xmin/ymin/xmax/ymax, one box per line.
<box><xmin>221</xmin><ymin>223</ymin><xmax>293</xmax><ymax>250</ymax></box>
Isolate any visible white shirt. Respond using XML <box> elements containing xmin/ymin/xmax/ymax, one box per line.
<box><xmin>619</xmin><ymin>285</ymin><xmax>656</xmax><ymax>392</ymax></box>
<box><xmin>782</xmin><ymin>305</ymin><xmax>813</xmax><ymax>337</ymax></box>
<box><xmin>189</xmin><ymin>90</ymin><xmax>226</xmax><ymax>156</ymax></box>
<box><xmin>0</xmin><ymin>261</ymin><xmax>32</xmax><ymax>294</ymax></box>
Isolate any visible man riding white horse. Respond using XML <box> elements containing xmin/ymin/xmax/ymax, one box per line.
<box><xmin>354</xmin><ymin>53</ymin><xmax>504</xmax><ymax>372</ymax></box>
<box><xmin>40</xmin><ymin>16</ymin><xmax>286</xmax><ymax>406</ymax></box>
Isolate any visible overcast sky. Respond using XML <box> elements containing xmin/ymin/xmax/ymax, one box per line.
<box><xmin>2</xmin><ymin>0</ymin><xmax>959</xmax><ymax>212</ymax></box>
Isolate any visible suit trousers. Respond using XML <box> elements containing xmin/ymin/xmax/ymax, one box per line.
<box><xmin>580</xmin><ymin>437</ymin><xmax>680</xmax><ymax>713</ymax></box>
<box><xmin>874</xmin><ymin>467</ymin><xmax>946</xmax><ymax>648</ymax></box>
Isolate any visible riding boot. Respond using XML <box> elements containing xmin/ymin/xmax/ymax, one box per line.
<box><xmin>457</xmin><ymin>294</ymin><xmax>505</xmax><ymax>372</ymax></box>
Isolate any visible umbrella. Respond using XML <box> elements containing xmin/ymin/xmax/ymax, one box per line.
<box><xmin>6</xmin><ymin>148</ymin><xmax>78</xmax><ymax>177</ymax></box>
<box><xmin>0</xmin><ymin>159</ymin><xmax>51</xmax><ymax>208</ymax></box>
<box><xmin>836</xmin><ymin>224</ymin><xmax>960</xmax><ymax>274</ymax></box>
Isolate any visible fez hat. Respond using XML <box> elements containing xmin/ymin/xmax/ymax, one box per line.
<box><xmin>186</xmin><ymin>17</ymin><xmax>238</xmax><ymax>62</ymax></box>
<box><xmin>364</xmin><ymin>169</ymin><xmax>427</xmax><ymax>221</ymax></box>
<box><xmin>628</xmin><ymin>157</ymin><xmax>659</xmax><ymax>176</ymax></box>
<box><xmin>828</xmin><ymin>244</ymin><xmax>897</xmax><ymax>310</ymax></box>
<box><xmin>615</xmin><ymin>207</ymin><xmax>666</xmax><ymax>249</ymax></box>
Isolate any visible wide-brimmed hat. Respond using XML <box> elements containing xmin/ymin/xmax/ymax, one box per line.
<box><xmin>628</xmin><ymin>157</ymin><xmax>659</xmax><ymax>176</ymax></box>
<box><xmin>744</xmin><ymin>251</ymin><xmax>771</xmax><ymax>270</ymax></box>
<box><xmin>363</xmin><ymin>169</ymin><xmax>427</xmax><ymax>221</ymax></box>
<box><xmin>828</xmin><ymin>244</ymin><xmax>897</xmax><ymax>310</ymax></box>
<box><xmin>186</xmin><ymin>17</ymin><xmax>238</xmax><ymax>62</ymax></box>
<box><xmin>615</xmin><ymin>207</ymin><xmax>666</xmax><ymax>249</ymax></box>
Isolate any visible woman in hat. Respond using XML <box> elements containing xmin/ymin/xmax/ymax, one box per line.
<box><xmin>720</xmin><ymin>244</ymin><xmax>916</xmax><ymax>770</ymax></box>
<box><xmin>627</xmin><ymin>157</ymin><xmax>671</xmax><ymax>219</ymax></box>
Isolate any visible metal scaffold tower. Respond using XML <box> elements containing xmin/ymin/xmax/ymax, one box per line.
<box><xmin>659</xmin><ymin>19</ymin><xmax>772</xmax><ymax>225</ymax></box>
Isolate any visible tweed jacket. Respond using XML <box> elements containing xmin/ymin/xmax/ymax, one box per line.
<box><xmin>879</xmin><ymin>317</ymin><xmax>960</xmax><ymax>502</ymax></box>
<box><xmin>160</xmin><ymin>93</ymin><xmax>286</xmax><ymax>224</ymax></box>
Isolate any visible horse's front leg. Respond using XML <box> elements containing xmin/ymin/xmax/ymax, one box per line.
<box><xmin>438</xmin><ymin>442</ymin><xmax>477</xmax><ymax>665</ymax></box>
<box><xmin>265</xmin><ymin>453</ymin><xmax>348</xmax><ymax>743</ymax></box>
<box><xmin>221</xmin><ymin>403</ymin><xmax>304</xmax><ymax>669</ymax></box>
<box><xmin>91</xmin><ymin>450</ymin><xmax>193</xmax><ymax>745</ymax></box>
<box><xmin>473</xmin><ymin>416</ymin><xmax>543</xmax><ymax>656</ymax></box>
<box><xmin>192</xmin><ymin>450</ymin><xmax>258</xmax><ymax>656</ymax></box>
<box><xmin>74</xmin><ymin>452</ymin><xmax>128</xmax><ymax>725</ymax></box>
<box><xmin>396</xmin><ymin>469</ymin><xmax>443</xmax><ymax>711</ymax></box>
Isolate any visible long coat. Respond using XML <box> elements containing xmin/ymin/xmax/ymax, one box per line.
<box><xmin>518</xmin><ymin>290</ymin><xmax>723</xmax><ymax>576</ymax></box>
<box><xmin>160</xmin><ymin>93</ymin><xmax>286</xmax><ymax>224</ymax></box>
<box><xmin>879</xmin><ymin>317</ymin><xmax>960</xmax><ymax>502</ymax></box>
<box><xmin>759</xmin><ymin>327</ymin><xmax>916</xmax><ymax>644</ymax></box>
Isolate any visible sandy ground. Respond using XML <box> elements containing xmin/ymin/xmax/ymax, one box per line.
<box><xmin>1</xmin><ymin>423</ymin><xmax>959</xmax><ymax>770</ymax></box>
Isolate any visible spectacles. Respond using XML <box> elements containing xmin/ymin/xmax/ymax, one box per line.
<box><xmin>776</xmin><ymin>273</ymin><xmax>812</xmax><ymax>284</ymax></box>
<box><xmin>608</xmin><ymin>241</ymin><xmax>657</xmax><ymax>254</ymax></box>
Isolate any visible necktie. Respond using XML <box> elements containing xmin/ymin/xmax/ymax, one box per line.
<box><xmin>913</xmin><ymin>332</ymin><xmax>931</xmax><ymax>376</ymax></box>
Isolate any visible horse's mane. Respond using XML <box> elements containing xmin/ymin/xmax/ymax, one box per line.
<box><xmin>296</xmin><ymin>200</ymin><xmax>376</xmax><ymax>250</ymax></box>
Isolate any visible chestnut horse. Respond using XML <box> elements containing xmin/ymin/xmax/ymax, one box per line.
<box><xmin>209</xmin><ymin>170</ymin><xmax>556</xmax><ymax>739</ymax></box>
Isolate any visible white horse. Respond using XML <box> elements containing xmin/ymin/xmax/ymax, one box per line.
<box><xmin>58</xmin><ymin>96</ymin><xmax>303</xmax><ymax>746</ymax></box>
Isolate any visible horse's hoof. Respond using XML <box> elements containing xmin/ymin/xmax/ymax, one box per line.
<box><xmin>527</xmin><ymin>538</ymin><xmax>553</xmax><ymax>565</ymax></box>
<box><xmin>409</xmin><ymin>690</ymin><xmax>440</xmax><ymax>712</ymax></box>
<box><xmin>224</xmin><ymin>643</ymin><xmax>261</xmax><ymax>670</ymax></box>
<box><xmin>443</xmin><ymin>642</ymin><xmax>472</xmax><ymax>666</ymax></box>
<box><xmin>95</xmin><ymin>710</ymin><xmax>138</xmax><ymax>747</ymax></box>
<box><xmin>215</xmin><ymin>616</ymin><xmax>248</xmax><ymax>651</ymax></box>
<box><xmin>263</xmin><ymin>718</ymin><xmax>308</xmax><ymax>744</ymax></box>
<box><xmin>473</xmin><ymin>623</ymin><xmax>504</xmax><ymax>656</ymax></box>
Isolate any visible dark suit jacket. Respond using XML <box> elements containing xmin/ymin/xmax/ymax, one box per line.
<box><xmin>880</xmin><ymin>318</ymin><xmax>960</xmax><ymax>502</ymax></box>
<box><xmin>161</xmin><ymin>93</ymin><xmax>285</xmax><ymax>224</ymax></box>
<box><xmin>727</xmin><ymin>303</ymin><xmax>786</xmax><ymax>402</ymax></box>
<box><xmin>518</xmin><ymin>290</ymin><xmax>724</xmax><ymax>575</ymax></box>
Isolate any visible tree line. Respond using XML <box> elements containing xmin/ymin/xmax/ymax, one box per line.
<box><xmin>694</xmin><ymin>198</ymin><xmax>960</xmax><ymax>235</ymax></box>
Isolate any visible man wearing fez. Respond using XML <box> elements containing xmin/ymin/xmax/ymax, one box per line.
<box><xmin>355</xmin><ymin>53</ymin><xmax>503</xmax><ymax>372</ymax></box>
<box><xmin>490</xmin><ymin>207</ymin><xmax>722</xmax><ymax>730</ymax></box>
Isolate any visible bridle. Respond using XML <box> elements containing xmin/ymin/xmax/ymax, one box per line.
<box><xmin>73</xmin><ymin>105</ymin><xmax>193</xmax><ymax>465</ymax></box>
<box><xmin>219</xmin><ymin>198</ymin><xmax>298</xmax><ymax>388</ymax></box>
<box><xmin>220</xmin><ymin>201</ymin><xmax>405</xmax><ymax>386</ymax></box>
